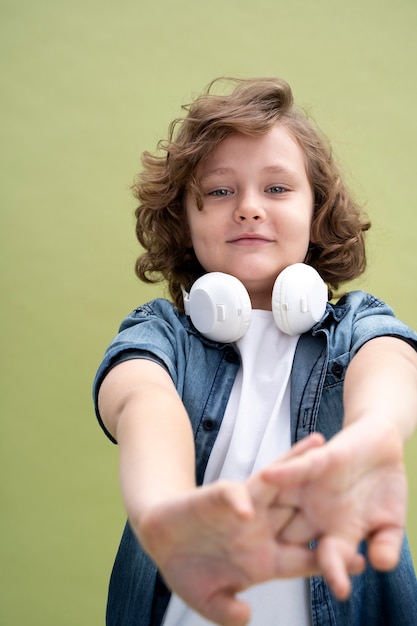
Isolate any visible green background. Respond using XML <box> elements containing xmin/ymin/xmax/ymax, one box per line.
<box><xmin>2</xmin><ymin>1</ymin><xmax>417</xmax><ymax>623</ymax></box>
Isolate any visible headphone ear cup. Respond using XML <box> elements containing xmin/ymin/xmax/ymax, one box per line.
<box><xmin>272</xmin><ymin>264</ymin><xmax>328</xmax><ymax>335</ymax></box>
<box><xmin>187</xmin><ymin>273</ymin><xmax>252</xmax><ymax>343</ymax></box>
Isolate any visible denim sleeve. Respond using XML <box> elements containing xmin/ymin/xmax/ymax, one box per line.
<box><xmin>92</xmin><ymin>299</ymin><xmax>187</xmax><ymax>442</ymax></box>
<box><xmin>342</xmin><ymin>291</ymin><xmax>417</xmax><ymax>356</ymax></box>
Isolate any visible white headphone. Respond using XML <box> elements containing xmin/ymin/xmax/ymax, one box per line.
<box><xmin>182</xmin><ymin>263</ymin><xmax>328</xmax><ymax>342</ymax></box>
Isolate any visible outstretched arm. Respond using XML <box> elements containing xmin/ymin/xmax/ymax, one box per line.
<box><xmin>98</xmin><ymin>359</ymin><xmax>322</xmax><ymax>626</ymax></box>
<box><xmin>98</xmin><ymin>359</ymin><xmax>196</xmax><ymax>520</ymax></box>
<box><xmin>262</xmin><ymin>336</ymin><xmax>417</xmax><ymax>599</ymax></box>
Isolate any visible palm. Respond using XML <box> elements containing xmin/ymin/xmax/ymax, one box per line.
<box><xmin>139</xmin><ymin>479</ymin><xmax>318</xmax><ymax>626</ymax></box>
<box><xmin>263</xmin><ymin>422</ymin><xmax>407</xmax><ymax>598</ymax></box>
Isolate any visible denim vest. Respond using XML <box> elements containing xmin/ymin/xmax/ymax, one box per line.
<box><xmin>93</xmin><ymin>291</ymin><xmax>417</xmax><ymax>626</ymax></box>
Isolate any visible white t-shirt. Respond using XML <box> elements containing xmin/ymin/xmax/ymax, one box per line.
<box><xmin>163</xmin><ymin>311</ymin><xmax>311</xmax><ymax>626</ymax></box>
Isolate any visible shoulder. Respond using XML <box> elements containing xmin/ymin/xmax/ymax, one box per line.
<box><xmin>112</xmin><ymin>297</ymin><xmax>200</xmax><ymax>352</ymax></box>
<box><xmin>94</xmin><ymin>298</ymin><xmax>230</xmax><ymax>393</ymax></box>
<box><xmin>118</xmin><ymin>298</ymin><xmax>188</xmax><ymax>333</ymax></box>
<box><xmin>93</xmin><ymin>299</ymin><xmax>189</xmax><ymax>400</ymax></box>
<box><xmin>319</xmin><ymin>290</ymin><xmax>417</xmax><ymax>356</ymax></box>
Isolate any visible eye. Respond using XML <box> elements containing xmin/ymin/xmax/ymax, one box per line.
<box><xmin>207</xmin><ymin>188</ymin><xmax>233</xmax><ymax>197</ymax></box>
<box><xmin>266</xmin><ymin>185</ymin><xmax>286</xmax><ymax>194</ymax></box>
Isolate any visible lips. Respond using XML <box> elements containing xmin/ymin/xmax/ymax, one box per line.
<box><xmin>228</xmin><ymin>233</ymin><xmax>273</xmax><ymax>245</ymax></box>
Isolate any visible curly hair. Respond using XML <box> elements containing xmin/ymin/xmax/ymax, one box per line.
<box><xmin>133</xmin><ymin>77</ymin><xmax>370</xmax><ymax>309</ymax></box>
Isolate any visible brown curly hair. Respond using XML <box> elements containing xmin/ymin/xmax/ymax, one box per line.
<box><xmin>133</xmin><ymin>77</ymin><xmax>370</xmax><ymax>310</ymax></box>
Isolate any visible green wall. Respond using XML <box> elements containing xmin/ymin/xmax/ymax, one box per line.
<box><xmin>2</xmin><ymin>1</ymin><xmax>417</xmax><ymax>623</ymax></box>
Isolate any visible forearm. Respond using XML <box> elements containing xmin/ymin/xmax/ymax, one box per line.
<box><xmin>259</xmin><ymin>336</ymin><xmax>417</xmax><ymax>598</ymax></box>
<box><xmin>98</xmin><ymin>360</ymin><xmax>196</xmax><ymax>535</ymax></box>
<box><xmin>116</xmin><ymin>385</ymin><xmax>196</xmax><ymax>522</ymax></box>
<box><xmin>343</xmin><ymin>336</ymin><xmax>417</xmax><ymax>440</ymax></box>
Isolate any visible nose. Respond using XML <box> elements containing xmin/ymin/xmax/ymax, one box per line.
<box><xmin>233</xmin><ymin>191</ymin><xmax>265</xmax><ymax>222</ymax></box>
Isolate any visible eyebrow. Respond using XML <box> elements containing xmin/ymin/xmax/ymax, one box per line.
<box><xmin>198</xmin><ymin>167</ymin><xmax>235</xmax><ymax>181</ymax></box>
<box><xmin>261</xmin><ymin>165</ymin><xmax>300</xmax><ymax>178</ymax></box>
<box><xmin>199</xmin><ymin>164</ymin><xmax>300</xmax><ymax>181</ymax></box>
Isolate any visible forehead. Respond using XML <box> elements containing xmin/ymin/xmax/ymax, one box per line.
<box><xmin>195</xmin><ymin>125</ymin><xmax>308</xmax><ymax>178</ymax></box>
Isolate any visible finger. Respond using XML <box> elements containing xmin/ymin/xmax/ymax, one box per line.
<box><xmin>261</xmin><ymin>443</ymin><xmax>330</xmax><ymax>488</ymax></box>
<box><xmin>316</xmin><ymin>536</ymin><xmax>364</xmax><ymax>601</ymax></box>
<box><xmin>249</xmin><ymin>435</ymin><xmax>326</xmax><ymax>508</ymax></box>
<box><xmin>282</xmin><ymin>433</ymin><xmax>326</xmax><ymax>460</ymax></box>
<box><xmin>202</xmin><ymin>592</ymin><xmax>251</xmax><ymax>626</ymax></box>
<box><xmin>318</xmin><ymin>539</ymin><xmax>352</xmax><ymax>601</ymax></box>
<box><xmin>247</xmin><ymin>472</ymin><xmax>283</xmax><ymax>508</ymax></box>
<box><xmin>266</xmin><ymin>505</ymin><xmax>297</xmax><ymax>535</ymax></box>
<box><xmin>204</xmin><ymin>481</ymin><xmax>255</xmax><ymax>521</ymax></box>
<box><xmin>271</xmin><ymin>543</ymin><xmax>320</xmax><ymax>578</ymax></box>
<box><xmin>278</xmin><ymin>511</ymin><xmax>317</xmax><ymax>544</ymax></box>
<box><xmin>367</xmin><ymin>526</ymin><xmax>404</xmax><ymax>571</ymax></box>
<box><xmin>266</xmin><ymin>433</ymin><xmax>326</xmax><ymax>469</ymax></box>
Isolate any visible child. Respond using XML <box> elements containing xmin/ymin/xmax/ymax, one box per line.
<box><xmin>93</xmin><ymin>77</ymin><xmax>417</xmax><ymax>626</ymax></box>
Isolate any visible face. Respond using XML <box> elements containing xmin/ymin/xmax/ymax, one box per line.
<box><xmin>185</xmin><ymin>125</ymin><xmax>314</xmax><ymax>310</ymax></box>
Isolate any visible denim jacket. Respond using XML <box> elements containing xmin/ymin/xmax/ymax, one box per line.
<box><xmin>93</xmin><ymin>291</ymin><xmax>417</xmax><ymax>626</ymax></box>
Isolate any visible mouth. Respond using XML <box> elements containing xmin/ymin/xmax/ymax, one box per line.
<box><xmin>228</xmin><ymin>233</ymin><xmax>273</xmax><ymax>246</ymax></box>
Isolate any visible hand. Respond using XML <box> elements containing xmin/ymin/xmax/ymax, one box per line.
<box><xmin>261</xmin><ymin>420</ymin><xmax>407</xmax><ymax>600</ymax></box>
<box><xmin>138</xmin><ymin>436</ymin><xmax>325</xmax><ymax>626</ymax></box>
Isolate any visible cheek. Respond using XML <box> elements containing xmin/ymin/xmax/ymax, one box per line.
<box><xmin>187</xmin><ymin>220</ymin><xmax>203</xmax><ymax>250</ymax></box>
<box><xmin>187</xmin><ymin>210</ymin><xmax>219</xmax><ymax>247</ymax></box>
<box><xmin>184</xmin><ymin>197</ymin><xmax>205</xmax><ymax>248</ymax></box>
<box><xmin>187</xmin><ymin>224</ymin><xmax>211</xmax><ymax>266</ymax></box>
<box><xmin>281</xmin><ymin>213</ymin><xmax>312</xmax><ymax>242</ymax></box>
<box><xmin>184</xmin><ymin>211</ymin><xmax>196</xmax><ymax>248</ymax></box>
<box><xmin>190</xmin><ymin>234</ymin><xmax>212</xmax><ymax>260</ymax></box>
<box><xmin>184</xmin><ymin>222</ymin><xmax>193</xmax><ymax>247</ymax></box>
